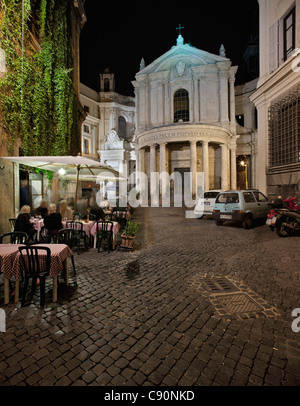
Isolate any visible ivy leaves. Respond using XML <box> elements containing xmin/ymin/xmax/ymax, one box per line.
<box><xmin>0</xmin><ymin>0</ymin><xmax>80</xmax><ymax>156</ymax></box>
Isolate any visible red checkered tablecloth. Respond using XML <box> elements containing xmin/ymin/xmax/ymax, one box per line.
<box><xmin>11</xmin><ymin>244</ymin><xmax>73</xmax><ymax>279</ymax></box>
<box><xmin>0</xmin><ymin>244</ymin><xmax>25</xmax><ymax>279</ymax></box>
<box><xmin>90</xmin><ymin>221</ymin><xmax>120</xmax><ymax>237</ymax></box>
<box><xmin>63</xmin><ymin>221</ymin><xmax>95</xmax><ymax>237</ymax></box>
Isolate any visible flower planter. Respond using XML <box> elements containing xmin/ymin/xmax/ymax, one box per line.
<box><xmin>120</xmin><ymin>234</ymin><xmax>136</xmax><ymax>249</ymax></box>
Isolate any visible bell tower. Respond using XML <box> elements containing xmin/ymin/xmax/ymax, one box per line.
<box><xmin>100</xmin><ymin>67</ymin><xmax>115</xmax><ymax>92</ymax></box>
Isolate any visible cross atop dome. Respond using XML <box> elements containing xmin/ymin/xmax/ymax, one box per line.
<box><xmin>176</xmin><ymin>24</ymin><xmax>185</xmax><ymax>46</ymax></box>
<box><xmin>176</xmin><ymin>24</ymin><xmax>184</xmax><ymax>36</ymax></box>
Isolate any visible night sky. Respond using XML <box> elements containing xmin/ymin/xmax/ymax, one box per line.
<box><xmin>79</xmin><ymin>1</ymin><xmax>259</xmax><ymax>97</ymax></box>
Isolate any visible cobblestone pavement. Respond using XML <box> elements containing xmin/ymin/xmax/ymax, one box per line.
<box><xmin>1</xmin><ymin>206</ymin><xmax>300</xmax><ymax>386</ymax></box>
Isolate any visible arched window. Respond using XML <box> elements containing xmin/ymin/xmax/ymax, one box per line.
<box><xmin>174</xmin><ymin>89</ymin><xmax>189</xmax><ymax>123</ymax></box>
<box><xmin>104</xmin><ymin>78</ymin><xmax>110</xmax><ymax>92</ymax></box>
<box><xmin>118</xmin><ymin>116</ymin><xmax>127</xmax><ymax>139</ymax></box>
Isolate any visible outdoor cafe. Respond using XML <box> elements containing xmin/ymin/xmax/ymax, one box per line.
<box><xmin>0</xmin><ymin>156</ymin><xmax>134</xmax><ymax>308</ymax></box>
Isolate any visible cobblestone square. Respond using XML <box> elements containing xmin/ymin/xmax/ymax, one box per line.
<box><xmin>1</xmin><ymin>206</ymin><xmax>300</xmax><ymax>386</ymax></box>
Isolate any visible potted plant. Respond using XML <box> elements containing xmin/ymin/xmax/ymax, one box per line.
<box><xmin>120</xmin><ymin>221</ymin><xmax>140</xmax><ymax>249</ymax></box>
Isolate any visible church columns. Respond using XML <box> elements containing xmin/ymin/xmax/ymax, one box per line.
<box><xmin>230</xmin><ymin>146</ymin><xmax>237</xmax><ymax>190</ymax></box>
<box><xmin>202</xmin><ymin>141</ymin><xmax>209</xmax><ymax>191</ymax></box>
<box><xmin>199</xmin><ymin>75</ymin><xmax>207</xmax><ymax>122</ymax></box>
<box><xmin>229</xmin><ymin>75</ymin><xmax>236</xmax><ymax>125</ymax></box>
<box><xmin>221</xmin><ymin>144</ymin><xmax>230</xmax><ymax>191</ymax></box>
<box><xmin>137</xmin><ymin>147</ymin><xmax>146</xmax><ymax>197</ymax></box>
<box><xmin>159</xmin><ymin>142</ymin><xmax>168</xmax><ymax>195</ymax></box>
<box><xmin>218</xmin><ymin>66</ymin><xmax>229</xmax><ymax>124</ymax></box>
<box><xmin>190</xmin><ymin>140</ymin><xmax>197</xmax><ymax>198</ymax></box>
<box><xmin>193</xmin><ymin>78</ymin><xmax>200</xmax><ymax>122</ymax></box>
<box><xmin>229</xmin><ymin>135</ymin><xmax>239</xmax><ymax>190</ymax></box>
<box><xmin>150</xmin><ymin>144</ymin><xmax>158</xmax><ymax>199</ymax></box>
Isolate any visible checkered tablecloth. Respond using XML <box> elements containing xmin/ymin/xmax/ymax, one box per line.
<box><xmin>112</xmin><ymin>211</ymin><xmax>130</xmax><ymax>220</ymax></box>
<box><xmin>11</xmin><ymin>244</ymin><xmax>73</xmax><ymax>279</ymax></box>
<box><xmin>0</xmin><ymin>244</ymin><xmax>25</xmax><ymax>279</ymax></box>
<box><xmin>90</xmin><ymin>221</ymin><xmax>120</xmax><ymax>237</ymax></box>
<box><xmin>63</xmin><ymin>221</ymin><xmax>95</xmax><ymax>237</ymax></box>
<box><xmin>31</xmin><ymin>219</ymin><xmax>44</xmax><ymax>233</ymax></box>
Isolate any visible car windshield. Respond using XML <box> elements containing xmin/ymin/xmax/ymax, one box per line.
<box><xmin>216</xmin><ymin>193</ymin><xmax>239</xmax><ymax>204</ymax></box>
<box><xmin>204</xmin><ymin>192</ymin><xmax>219</xmax><ymax>199</ymax></box>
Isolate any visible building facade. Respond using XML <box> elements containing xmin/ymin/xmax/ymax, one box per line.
<box><xmin>80</xmin><ymin>69</ymin><xmax>136</xmax><ymax>182</ymax></box>
<box><xmin>81</xmin><ymin>34</ymin><xmax>261</xmax><ymax>200</ymax></box>
<box><xmin>250</xmin><ymin>0</ymin><xmax>300</xmax><ymax>197</ymax></box>
<box><xmin>235</xmin><ymin>78</ymin><xmax>258</xmax><ymax>190</ymax></box>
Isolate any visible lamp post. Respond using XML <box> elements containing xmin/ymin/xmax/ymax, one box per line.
<box><xmin>240</xmin><ymin>160</ymin><xmax>248</xmax><ymax>190</ymax></box>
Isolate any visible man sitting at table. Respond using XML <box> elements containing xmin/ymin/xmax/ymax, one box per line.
<box><xmin>89</xmin><ymin>194</ymin><xmax>105</xmax><ymax>221</ymax></box>
<box><xmin>34</xmin><ymin>199</ymin><xmax>49</xmax><ymax>218</ymax></box>
<box><xmin>43</xmin><ymin>203</ymin><xmax>63</xmax><ymax>242</ymax></box>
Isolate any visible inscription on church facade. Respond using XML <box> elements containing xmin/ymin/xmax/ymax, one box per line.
<box><xmin>145</xmin><ymin>131</ymin><xmax>200</xmax><ymax>143</ymax></box>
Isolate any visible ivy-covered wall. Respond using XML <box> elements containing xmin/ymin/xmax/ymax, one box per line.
<box><xmin>0</xmin><ymin>0</ymin><xmax>81</xmax><ymax>156</ymax></box>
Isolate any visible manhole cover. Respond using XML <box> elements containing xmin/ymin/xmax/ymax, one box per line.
<box><xmin>216</xmin><ymin>293</ymin><xmax>263</xmax><ymax>314</ymax></box>
<box><xmin>201</xmin><ymin>277</ymin><xmax>239</xmax><ymax>293</ymax></box>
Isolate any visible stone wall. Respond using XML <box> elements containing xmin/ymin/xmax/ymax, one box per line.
<box><xmin>0</xmin><ymin>159</ymin><xmax>16</xmax><ymax>235</ymax></box>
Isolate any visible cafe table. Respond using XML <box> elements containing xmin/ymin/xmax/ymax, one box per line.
<box><xmin>0</xmin><ymin>244</ymin><xmax>24</xmax><ymax>304</ymax></box>
<box><xmin>30</xmin><ymin>218</ymin><xmax>44</xmax><ymax>240</ymax></box>
<box><xmin>90</xmin><ymin>221</ymin><xmax>120</xmax><ymax>249</ymax></box>
<box><xmin>62</xmin><ymin>220</ymin><xmax>95</xmax><ymax>238</ymax></box>
<box><xmin>0</xmin><ymin>244</ymin><xmax>73</xmax><ymax>304</ymax></box>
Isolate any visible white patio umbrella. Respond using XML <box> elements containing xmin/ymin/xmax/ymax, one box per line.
<box><xmin>0</xmin><ymin>155</ymin><xmax>121</xmax><ymax>211</ymax></box>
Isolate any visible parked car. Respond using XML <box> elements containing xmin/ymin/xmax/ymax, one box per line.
<box><xmin>194</xmin><ymin>190</ymin><xmax>221</xmax><ymax>218</ymax></box>
<box><xmin>212</xmin><ymin>190</ymin><xmax>269</xmax><ymax>229</ymax></box>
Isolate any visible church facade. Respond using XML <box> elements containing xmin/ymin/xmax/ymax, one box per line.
<box><xmin>133</xmin><ymin>34</ymin><xmax>239</xmax><ymax>198</ymax></box>
<box><xmin>80</xmin><ymin>33</ymin><xmax>258</xmax><ymax>200</ymax></box>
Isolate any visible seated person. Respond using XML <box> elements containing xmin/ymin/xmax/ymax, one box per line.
<box><xmin>34</xmin><ymin>199</ymin><xmax>49</xmax><ymax>218</ymax></box>
<box><xmin>67</xmin><ymin>197</ymin><xmax>75</xmax><ymax>210</ymax></box>
<box><xmin>15</xmin><ymin>205</ymin><xmax>36</xmax><ymax>240</ymax></box>
<box><xmin>76</xmin><ymin>197</ymin><xmax>88</xmax><ymax>217</ymax></box>
<box><xmin>43</xmin><ymin>203</ymin><xmax>63</xmax><ymax>240</ymax></box>
<box><xmin>60</xmin><ymin>200</ymin><xmax>73</xmax><ymax>220</ymax></box>
<box><xmin>89</xmin><ymin>195</ymin><xmax>105</xmax><ymax>221</ymax></box>
<box><xmin>89</xmin><ymin>204</ymin><xmax>105</xmax><ymax>222</ymax></box>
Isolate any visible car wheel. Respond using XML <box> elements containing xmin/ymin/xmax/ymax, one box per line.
<box><xmin>215</xmin><ymin>220</ymin><xmax>223</xmax><ymax>226</ymax></box>
<box><xmin>242</xmin><ymin>214</ymin><xmax>253</xmax><ymax>229</ymax></box>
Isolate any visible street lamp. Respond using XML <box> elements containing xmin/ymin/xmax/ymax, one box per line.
<box><xmin>240</xmin><ymin>160</ymin><xmax>248</xmax><ymax>189</ymax></box>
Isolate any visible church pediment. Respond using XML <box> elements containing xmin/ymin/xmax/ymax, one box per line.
<box><xmin>137</xmin><ymin>41</ymin><xmax>230</xmax><ymax>77</ymax></box>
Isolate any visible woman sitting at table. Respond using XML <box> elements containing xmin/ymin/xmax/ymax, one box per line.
<box><xmin>43</xmin><ymin>203</ymin><xmax>63</xmax><ymax>242</ymax></box>
<box><xmin>14</xmin><ymin>205</ymin><xmax>36</xmax><ymax>241</ymax></box>
<box><xmin>59</xmin><ymin>200</ymin><xmax>73</xmax><ymax>220</ymax></box>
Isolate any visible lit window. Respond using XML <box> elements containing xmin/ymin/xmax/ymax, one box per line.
<box><xmin>235</xmin><ymin>115</ymin><xmax>245</xmax><ymax>127</ymax></box>
<box><xmin>174</xmin><ymin>89</ymin><xmax>189</xmax><ymax>123</ymax></box>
